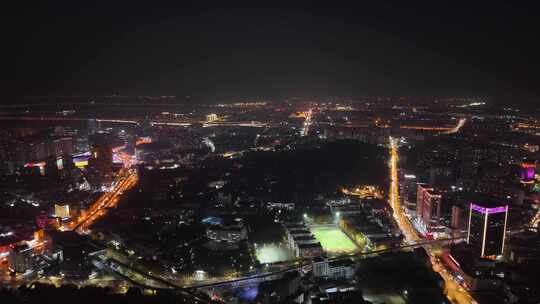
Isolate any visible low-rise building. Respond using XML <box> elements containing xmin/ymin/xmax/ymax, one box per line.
<box><xmin>313</xmin><ymin>256</ymin><xmax>355</xmax><ymax>280</ymax></box>
<box><xmin>206</xmin><ymin>220</ymin><xmax>247</xmax><ymax>243</ymax></box>
<box><xmin>283</xmin><ymin>222</ymin><xmax>323</xmax><ymax>258</ymax></box>
<box><xmin>287</xmin><ymin>229</ymin><xmax>312</xmax><ymax>248</ymax></box>
<box><xmin>296</xmin><ymin>242</ymin><xmax>324</xmax><ymax>258</ymax></box>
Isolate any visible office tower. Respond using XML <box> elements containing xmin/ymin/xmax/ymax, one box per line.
<box><xmin>467</xmin><ymin>202</ymin><xmax>508</xmax><ymax>257</ymax></box>
<box><xmin>50</xmin><ymin>137</ymin><xmax>73</xmax><ymax>157</ymax></box>
<box><xmin>87</xmin><ymin>119</ymin><xmax>99</xmax><ymax>135</ymax></box>
<box><xmin>89</xmin><ymin>143</ymin><xmax>113</xmax><ymax>177</ymax></box>
<box><xmin>519</xmin><ymin>162</ymin><xmax>536</xmax><ymax>184</ymax></box>
<box><xmin>401</xmin><ymin>173</ymin><xmax>417</xmax><ymax>211</ymax></box>
<box><xmin>61</xmin><ymin>154</ymin><xmax>74</xmax><ymax>171</ymax></box>
<box><xmin>416</xmin><ymin>184</ymin><xmax>443</xmax><ymax>231</ymax></box>
<box><xmin>451</xmin><ymin>205</ymin><xmax>462</xmax><ymax>229</ymax></box>
<box><xmin>45</xmin><ymin>156</ymin><xmax>59</xmax><ymax>179</ymax></box>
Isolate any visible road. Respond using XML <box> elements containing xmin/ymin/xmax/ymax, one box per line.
<box><xmin>300</xmin><ymin>108</ymin><xmax>313</xmax><ymax>136</ymax></box>
<box><xmin>69</xmin><ymin>169</ymin><xmax>138</xmax><ymax>233</ymax></box>
<box><xmin>389</xmin><ymin>137</ymin><xmax>419</xmax><ymax>243</ymax></box>
<box><xmin>388</xmin><ymin>137</ymin><xmax>476</xmax><ymax>304</ymax></box>
<box><xmin>443</xmin><ymin>118</ymin><xmax>467</xmax><ymax>134</ymax></box>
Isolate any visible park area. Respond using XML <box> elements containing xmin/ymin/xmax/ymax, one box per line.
<box><xmin>311</xmin><ymin>225</ymin><xmax>359</xmax><ymax>255</ymax></box>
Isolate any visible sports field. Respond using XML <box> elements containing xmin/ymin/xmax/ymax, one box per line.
<box><xmin>311</xmin><ymin>226</ymin><xmax>359</xmax><ymax>254</ymax></box>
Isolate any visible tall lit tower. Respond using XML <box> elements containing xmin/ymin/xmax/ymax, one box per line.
<box><xmin>89</xmin><ymin>143</ymin><xmax>113</xmax><ymax>177</ymax></box>
<box><xmin>416</xmin><ymin>184</ymin><xmax>443</xmax><ymax>232</ymax></box>
<box><xmin>467</xmin><ymin>202</ymin><xmax>508</xmax><ymax>258</ymax></box>
<box><xmin>519</xmin><ymin>162</ymin><xmax>536</xmax><ymax>184</ymax></box>
<box><xmin>88</xmin><ymin>131</ymin><xmax>114</xmax><ymax>178</ymax></box>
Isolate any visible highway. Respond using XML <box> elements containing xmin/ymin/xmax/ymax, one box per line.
<box><xmin>69</xmin><ymin>169</ymin><xmax>138</xmax><ymax>233</ymax></box>
<box><xmin>300</xmin><ymin>108</ymin><xmax>313</xmax><ymax>136</ymax></box>
<box><xmin>14</xmin><ymin>170</ymin><xmax>140</xmax><ymax>288</ymax></box>
<box><xmin>442</xmin><ymin>118</ymin><xmax>467</xmax><ymax>134</ymax></box>
<box><xmin>388</xmin><ymin>137</ymin><xmax>477</xmax><ymax>304</ymax></box>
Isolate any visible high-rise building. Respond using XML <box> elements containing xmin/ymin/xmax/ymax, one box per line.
<box><xmin>87</xmin><ymin>119</ymin><xmax>99</xmax><ymax>135</ymax></box>
<box><xmin>416</xmin><ymin>184</ymin><xmax>443</xmax><ymax>232</ymax></box>
<box><xmin>88</xmin><ymin>143</ymin><xmax>113</xmax><ymax>177</ymax></box>
<box><xmin>27</xmin><ymin>140</ymin><xmax>49</xmax><ymax>161</ymax></box>
<box><xmin>401</xmin><ymin>173</ymin><xmax>417</xmax><ymax>211</ymax></box>
<box><xmin>519</xmin><ymin>162</ymin><xmax>536</xmax><ymax>184</ymax></box>
<box><xmin>60</xmin><ymin>154</ymin><xmax>74</xmax><ymax>172</ymax></box>
<box><xmin>50</xmin><ymin>137</ymin><xmax>73</xmax><ymax>157</ymax></box>
<box><xmin>451</xmin><ymin>205</ymin><xmax>462</xmax><ymax>229</ymax></box>
<box><xmin>45</xmin><ymin>156</ymin><xmax>59</xmax><ymax>179</ymax></box>
<box><xmin>467</xmin><ymin>202</ymin><xmax>508</xmax><ymax>257</ymax></box>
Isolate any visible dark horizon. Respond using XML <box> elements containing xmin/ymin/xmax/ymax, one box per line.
<box><xmin>3</xmin><ymin>1</ymin><xmax>540</xmax><ymax>103</ymax></box>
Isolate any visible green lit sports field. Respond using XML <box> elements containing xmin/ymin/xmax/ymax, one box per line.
<box><xmin>311</xmin><ymin>226</ymin><xmax>359</xmax><ymax>254</ymax></box>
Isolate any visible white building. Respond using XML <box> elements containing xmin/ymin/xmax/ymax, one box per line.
<box><xmin>54</xmin><ymin>204</ymin><xmax>70</xmax><ymax>218</ymax></box>
<box><xmin>313</xmin><ymin>256</ymin><xmax>355</xmax><ymax>280</ymax></box>
<box><xmin>206</xmin><ymin>113</ymin><xmax>218</xmax><ymax>122</ymax></box>
<box><xmin>206</xmin><ymin>220</ymin><xmax>247</xmax><ymax>243</ymax></box>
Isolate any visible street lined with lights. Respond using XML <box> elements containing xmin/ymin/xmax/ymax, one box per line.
<box><xmin>64</xmin><ymin>169</ymin><xmax>138</xmax><ymax>233</ymax></box>
<box><xmin>388</xmin><ymin>137</ymin><xmax>476</xmax><ymax>304</ymax></box>
<box><xmin>300</xmin><ymin>108</ymin><xmax>313</xmax><ymax>137</ymax></box>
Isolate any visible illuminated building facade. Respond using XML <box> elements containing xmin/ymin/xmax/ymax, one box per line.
<box><xmin>283</xmin><ymin>223</ymin><xmax>323</xmax><ymax>258</ymax></box>
<box><xmin>206</xmin><ymin>224</ymin><xmax>247</xmax><ymax>243</ymax></box>
<box><xmin>416</xmin><ymin>184</ymin><xmax>443</xmax><ymax>232</ymax></box>
<box><xmin>467</xmin><ymin>202</ymin><xmax>508</xmax><ymax>257</ymax></box>
<box><xmin>313</xmin><ymin>256</ymin><xmax>355</xmax><ymax>280</ymax></box>
<box><xmin>206</xmin><ymin>113</ymin><xmax>218</xmax><ymax>122</ymax></box>
<box><xmin>36</xmin><ymin>215</ymin><xmax>59</xmax><ymax>230</ymax></box>
<box><xmin>89</xmin><ymin>143</ymin><xmax>113</xmax><ymax>177</ymax></box>
<box><xmin>206</xmin><ymin>219</ymin><xmax>247</xmax><ymax>243</ymax></box>
<box><xmin>401</xmin><ymin>174</ymin><xmax>418</xmax><ymax>211</ymax></box>
<box><xmin>519</xmin><ymin>162</ymin><xmax>536</xmax><ymax>184</ymax></box>
<box><xmin>54</xmin><ymin>204</ymin><xmax>70</xmax><ymax>218</ymax></box>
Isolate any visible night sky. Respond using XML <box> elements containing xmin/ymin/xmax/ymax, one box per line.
<box><xmin>2</xmin><ymin>1</ymin><xmax>540</xmax><ymax>102</ymax></box>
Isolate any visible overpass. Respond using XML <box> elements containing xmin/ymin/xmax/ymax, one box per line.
<box><xmin>100</xmin><ymin>236</ymin><xmax>462</xmax><ymax>293</ymax></box>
